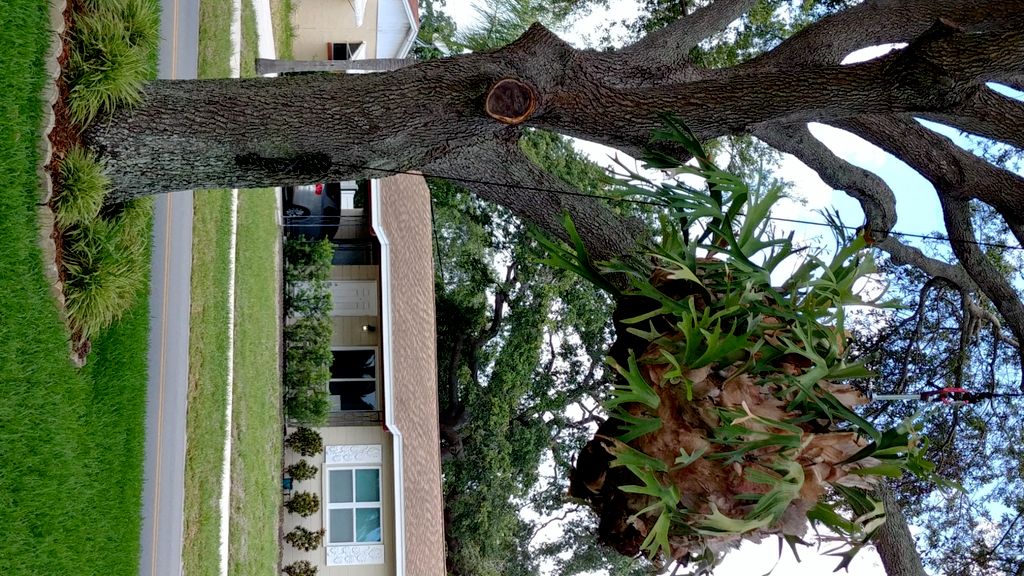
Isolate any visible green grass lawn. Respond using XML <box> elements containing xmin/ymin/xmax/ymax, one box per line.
<box><xmin>183</xmin><ymin>190</ymin><xmax>233</xmax><ymax>576</ymax></box>
<box><xmin>184</xmin><ymin>3</ymin><xmax>243</xmax><ymax>574</ymax></box>
<box><xmin>270</xmin><ymin>0</ymin><xmax>296</xmax><ymax>59</ymax></box>
<box><xmin>185</xmin><ymin>189</ymin><xmax>282</xmax><ymax>576</ymax></box>
<box><xmin>197</xmin><ymin>0</ymin><xmax>234</xmax><ymax>79</ymax></box>
<box><xmin>240</xmin><ymin>0</ymin><xmax>258</xmax><ymax>77</ymax></box>
<box><xmin>0</xmin><ymin>2</ymin><xmax>149</xmax><ymax>574</ymax></box>
<box><xmin>229</xmin><ymin>190</ymin><xmax>283</xmax><ymax>576</ymax></box>
<box><xmin>184</xmin><ymin>3</ymin><xmax>285</xmax><ymax>573</ymax></box>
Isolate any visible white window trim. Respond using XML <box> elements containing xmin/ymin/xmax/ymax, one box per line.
<box><xmin>324</xmin><ymin>467</ymin><xmax>384</xmax><ymax>545</ymax></box>
<box><xmin>324</xmin><ymin>444</ymin><xmax>386</xmax><ymax>566</ymax></box>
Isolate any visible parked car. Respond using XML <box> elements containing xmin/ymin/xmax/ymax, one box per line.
<box><xmin>283</xmin><ymin>182</ymin><xmax>345</xmax><ymax>239</ymax></box>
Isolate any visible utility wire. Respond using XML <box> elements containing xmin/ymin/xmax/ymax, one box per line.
<box><xmin>328</xmin><ymin>162</ymin><xmax>1024</xmax><ymax>252</ymax></box>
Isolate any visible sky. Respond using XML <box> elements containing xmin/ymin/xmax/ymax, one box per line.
<box><xmin>434</xmin><ymin>1</ymin><xmax>1024</xmax><ymax>574</ymax></box>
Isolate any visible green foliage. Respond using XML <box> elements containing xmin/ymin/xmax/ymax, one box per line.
<box><xmin>284</xmin><ymin>526</ymin><xmax>325</xmax><ymax>551</ymax></box>
<box><xmin>453</xmin><ymin>0</ymin><xmax>587</xmax><ymax>52</ymax></box>
<box><xmin>285</xmin><ymin>459</ymin><xmax>318</xmax><ymax>482</ymax></box>
<box><xmin>624</xmin><ymin>0</ymin><xmax>856</xmax><ymax>66</ymax></box>
<box><xmin>67</xmin><ymin>0</ymin><xmax>159</xmax><ymax>125</ymax></box>
<box><xmin>62</xmin><ymin>199</ymin><xmax>153</xmax><ymax>339</ymax></box>
<box><xmin>282</xmin><ymin>238</ymin><xmax>333</xmax><ymax>424</ymax></box>
<box><xmin>284</xmin><ymin>427</ymin><xmax>323</xmax><ymax>457</ymax></box>
<box><xmin>55</xmin><ymin>146</ymin><xmax>110</xmax><ymax>229</ymax></box>
<box><xmin>430</xmin><ymin>133</ymin><xmax>628</xmax><ymax>576</ymax></box>
<box><xmin>281</xmin><ymin>560</ymin><xmax>318</xmax><ymax>576</ymax></box>
<box><xmin>536</xmin><ymin>116</ymin><xmax>941</xmax><ymax>569</ymax></box>
<box><xmin>284</xmin><ymin>491</ymin><xmax>320</xmax><ymax>517</ymax></box>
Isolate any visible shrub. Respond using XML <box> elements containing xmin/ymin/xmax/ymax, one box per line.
<box><xmin>284</xmin><ymin>526</ymin><xmax>325</xmax><ymax>551</ymax></box>
<box><xmin>286</xmin><ymin>283</ymin><xmax>332</xmax><ymax>318</ymax></box>
<box><xmin>283</xmin><ymin>316</ymin><xmax>332</xmax><ymax>425</ymax></box>
<box><xmin>283</xmin><ymin>238</ymin><xmax>332</xmax><ymax>279</ymax></box>
<box><xmin>55</xmin><ymin>146</ymin><xmax>109</xmax><ymax>229</ymax></box>
<box><xmin>284</xmin><ymin>427</ymin><xmax>323</xmax><ymax>456</ymax></box>
<box><xmin>282</xmin><ymin>560</ymin><xmax>317</xmax><ymax>576</ymax></box>
<box><xmin>284</xmin><ymin>386</ymin><xmax>330</xmax><ymax>426</ymax></box>
<box><xmin>62</xmin><ymin>202</ymin><xmax>151</xmax><ymax>339</ymax></box>
<box><xmin>67</xmin><ymin>9</ymin><xmax>150</xmax><ymax>125</ymax></box>
<box><xmin>285</xmin><ymin>459</ymin><xmax>318</xmax><ymax>482</ymax></box>
<box><xmin>285</xmin><ymin>492</ymin><xmax>320</xmax><ymax>517</ymax></box>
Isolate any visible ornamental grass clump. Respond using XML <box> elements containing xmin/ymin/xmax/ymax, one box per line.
<box><xmin>62</xmin><ymin>198</ymin><xmax>151</xmax><ymax>339</ymax></box>
<box><xmin>67</xmin><ymin>0</ymin><xmax>159</xmax><ymax>125</ymax></box>
<box><xmin>539</xmin><ymin>117</ymin><xmax>940</xmax><ymax>572</ymax></box>
<box><xmin>54</xmin><ymin>146</ymin><xmax>109</xmax><ymax>229</ymax></box>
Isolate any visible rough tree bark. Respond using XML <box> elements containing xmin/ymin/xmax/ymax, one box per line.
<box><xmin>82</xmin><ymin>0</ymin><xmax>1024</xmax><ymax>573</ymax></box>
<box><xmin>254</xmin><ymin>58</ymin><xmax>417</xmax><ymax>75</ymax></box>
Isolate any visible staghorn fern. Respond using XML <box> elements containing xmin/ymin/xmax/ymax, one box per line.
<box><xmin>538</xmin><ymin>116</ymin><xmax>942</xmax><ymax>573</ymax></box>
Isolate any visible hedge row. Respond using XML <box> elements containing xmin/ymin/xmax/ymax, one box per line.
<box><xmin>282</xmin><ymin>237</ymin><xmax>332</xmax><ymax>425</ymax></box>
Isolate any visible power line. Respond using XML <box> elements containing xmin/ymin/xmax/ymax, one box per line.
<box><xmin>333</xmin><ymin>162</ymin><xmax>1024</xmax><ymax>252</ymax></box>
<box><xmin>767</xmin><ymin>216</ymin><xmax>1024</xmax><ymax>251</ymax></box>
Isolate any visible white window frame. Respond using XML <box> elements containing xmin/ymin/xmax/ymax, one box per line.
<box><xmin>328</xmin><ymin>346</ymin><xmax>379</xmax><ymax>412</ymax></box>
<box><xmin>324</xmin><ymin>444</ymin><xmax>386</xmax><ymax>566</ymax></box>
<box><xmin>325</xmin><ymin>467</ymin><xmax>383</xmax><ymax>544</ymax></box>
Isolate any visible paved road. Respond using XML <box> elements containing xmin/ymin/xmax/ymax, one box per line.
<box><xmin>139</xmin><ymin>0</ymin><xmax>199</xmax><ymax>575</ymax></box>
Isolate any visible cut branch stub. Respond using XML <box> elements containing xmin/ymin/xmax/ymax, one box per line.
<box><xmin>485</xmin><ymin>78</ymin><xmax>537</xmax><ymax>125</ymax></box>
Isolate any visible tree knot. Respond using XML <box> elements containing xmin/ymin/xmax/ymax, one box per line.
<box><xmin>485</xmin><ymin>78</ymin><xmax>538</xmax><ymax>125</ymax></box>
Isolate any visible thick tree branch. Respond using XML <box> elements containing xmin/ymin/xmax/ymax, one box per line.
<box><xmin>254</xmin><ymin>58</ymin><xmax>417</xmax><ymax>75</ymax></box>
<box><xmin>873</xmin><ymin>483</ymin><xmax>928</xmax><ymax>576</ymax></box>
<box><xmin>620</xmin><ymin>0</ymin><xmax>759</xmax><ymax>67</ymax></box>
<box><xmin>751</xmin><ymin>122</ymin><xmax>897</xmax><ymax>237</ymax></box>
<box><xmin>423</xmin><ymin>139</ymin><xmax>648</xmax><ymax>263</ymax></box>
<box><xmin>924</xmin><ymin>86</ymin><xmax>1024</xmax><ymax>151</ymax></box>
<box><xmin>755</xmin><ymin>0</ymin><xmax>1023</xmax><ymax>67</ymax></box>
<box><xmin>746</xmin><ymin>120</ymin><xmax>985</xmax><ymax>296</ymax></box>
<box><xmin>874</xmin><ymin>237</ymin><xmax>977</xmax><ymax>290</ymax></box>
<box><xmin>839</xmin><ymin>116</ymin><xmax>1024</xmax><ymax>229</ymax></box>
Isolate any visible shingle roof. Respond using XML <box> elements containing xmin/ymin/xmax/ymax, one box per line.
<box><xmin>378</xmin><ymin>173</ymin><xmax>445</xmax><ymax>576</ymax></box>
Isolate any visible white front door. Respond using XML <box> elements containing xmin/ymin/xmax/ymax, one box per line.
<box><xmin>329</xmin><ymin>281</ymin><xmax>377</xmax><ymax>316</ymax></box>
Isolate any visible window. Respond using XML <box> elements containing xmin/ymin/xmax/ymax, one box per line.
<box><xmin>328</xmin><ymin>348</ymin><xmax>378</xmax><ymax>411</ymax></box>
<box><xmin>326</xmin><ymin>468</ymin><xmax>382</xmax><ymax>544</ymax></box>
<box><xmin>329</xmin><ymin>42</ymin><xmax>364</xmax><ymax>60</ymax></box>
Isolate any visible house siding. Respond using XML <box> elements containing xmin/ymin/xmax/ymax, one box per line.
<box><xmin>282</xmin><ymin>426</ymin><xmax>396</xmax><ymax>575</ymax></box>
<box><xmin>292</xmin><ymin>0</ymin><xmax>380</xmax><ymax>61</ymax></box>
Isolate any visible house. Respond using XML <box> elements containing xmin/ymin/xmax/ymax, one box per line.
<box><xmin>282</xmin><ymin>174</ymin><xmax>444</xmax><ymax>576</ymax></box>
<box><xmin>291</xmin><ymin>0</ymin><xmax>419</xmax><ymax>61</ymax></box>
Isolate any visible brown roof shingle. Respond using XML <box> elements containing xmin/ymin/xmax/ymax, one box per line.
<box><xmin>378</xmin><ymin>173</ymin><xmax>445</xmax><ymax>576</ymax></box>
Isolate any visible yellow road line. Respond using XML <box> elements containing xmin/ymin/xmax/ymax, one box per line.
<box><xmin>151</xmin><ymin>194</ymin><xmax>174</xmax><ymax>576</ymax></box>
<box><xmin>152</xmin><ymin>0</ymin><xmax>182</xmax><ymax>570</ymax></box>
